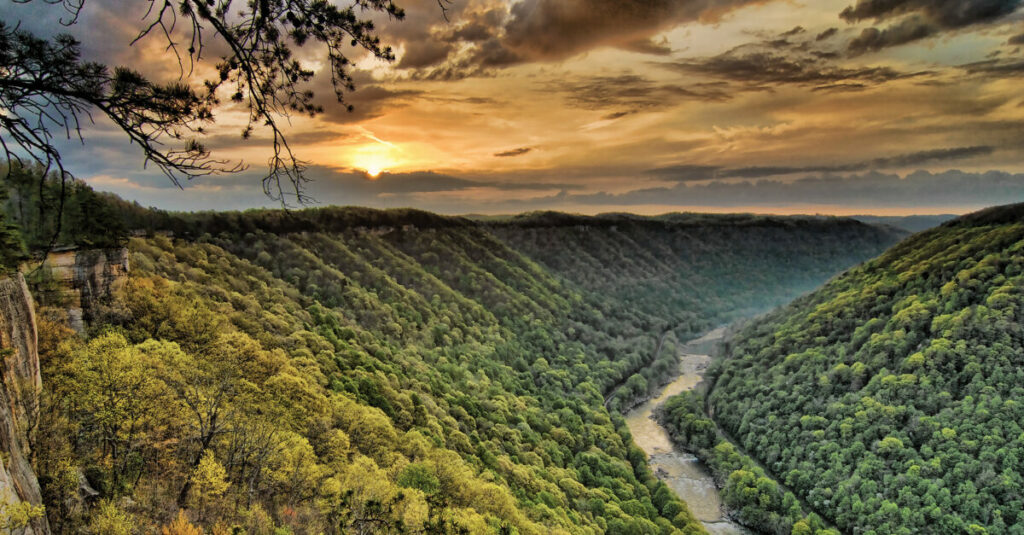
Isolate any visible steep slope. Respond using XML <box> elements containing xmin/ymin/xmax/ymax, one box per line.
<box><xmin>707</xmin><ymin>203</ymin><xmax>1024</xmax><ymax>533</ymax></box>
<box><xmin>0</xmin><ymin>275</ymin><xmax>48</xmax><ymax>534</ymax></box>
<box><xmin>492</xmin><ymin>212</ymin><xmax>904</xmax><ymax>339</ymax></box>
<box><xmin>851</xmin><ymin>215</ymin><xmax>956</xmax><ymax>234</ymax></box>
<box><xmin>26</xmin><ymin>206</ymin><xmax>903</xmax><ymax>533</ymax></box>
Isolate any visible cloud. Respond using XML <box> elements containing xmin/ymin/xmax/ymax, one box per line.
<box><xmin>840</xmin><ymin>0</ymin><xmax>1022</xmax><ymax>27</ymax></box>
<box><xmin>847</xmin><ymin>16</ymin><xmax>938</xmax><ymax>54</ymax></box>
<box><xmin>602</xmin><ymin>111</ymin><xmax>636</xmax><ymax>120</ymax></box>
<box><xmin>665</xmin><ymin>43</ymin><xmax>924</xmax><ymax>90</ymax></box>
<box><xmin>962</xmin><ymin>58</ymin><xmax>1024</xmax><ymax>76</ymax></box>
<box><xmin>397</xmin><ymin>0</ymin><xmax>769</xmax><ymax>80</ymax></box>
<box><xmin>320</xmin><ymin>169</ymin><xmax>574</xmax><ymax>195</ymax></box>
<box><xmin>817</xmin><ymin>28</ymin><xmax>840</xmax><ymax>40</ymax></box>
<box><xmin>873</xmin><ymin>145</ymin><xmax>997</xmax><ymax>167</ymax></box>
<box><xmin>311</xmin><ymin>70</ymin><xmax>425</xmax><ymax>124</ymax></box>
<box><xmin>552</xmin><ymin>74</ymin><xmax>731</xmax><ymax>114</ymax></box>
<box><xmin>543</xmin><ymin>170</ymin><xmax>1024</xmax><ymax>209</ymax></box>
<box><xmin>499</xmin><ymin>0</ymin><xmax>763</xmax><ymax>61</ymax></box>
<box><xmin>645</xmin><ymin>165</ymin><xmax>722</xmax><ymax>181</ymax></box>
<box><xmin>840</xmin><ymin>0</ymin><xmax>1023</xmax><ymax>53</ymax></box>
<box><xmin>648</xmin><ymin>145</ymin><xmax>996</xmax><ymax>181</ymax></box>
<box><xmin>494</xmin><ymin>147</ymin><xmax>533</xmax><ymax>157</ymax></box>
<box><xmin>619</xmin><ymin>37</ymin><xmax>675</xmax><ymax>56</ymax></box>
<box><xmin>1010</xmin><ymin>32</ymin><xmax>1024</xmax><ymax>44</ymax></box>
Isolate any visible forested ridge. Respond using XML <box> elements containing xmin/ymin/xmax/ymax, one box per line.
<box><xmin>492</xmin><ymin>211</ymin><xmax>902</xmax><ymax>342</ymax></box>
<box><xmin>705</xmin><ymin>203</ymin><xmax>1024</xmax><ymax>534</ymax></box>
<box><xmin>2</xmin><ymin>173</ymin><xmax>904</xmax><ymax>533</ymax></box>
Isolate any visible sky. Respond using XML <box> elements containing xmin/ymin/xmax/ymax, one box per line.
<box><xmin>4</xmin><ymin>0</ymin><xmax>1024</xmax><ymax>215</ymax></box>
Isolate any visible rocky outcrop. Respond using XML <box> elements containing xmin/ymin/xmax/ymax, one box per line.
<box><xmin>0</xmin><ymin>275</ymin><xmax>49</xmax><ymax>534</ymax></box>
<box><xmin>33</xmin><ymin>248</ymin><xmax>129</xmax><ymax>333</ymax></box>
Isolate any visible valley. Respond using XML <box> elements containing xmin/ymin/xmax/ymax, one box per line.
<box><xmin>624</xmin><ymin>328</ymin><xmax>749</xmax><ymax>535</ymax></box>
<box><xmin>6</xmin><ymin>175</ymin><xmax>1024</xmax><ymax>534</ymax></box>
<box><xmin>0</xmin><ymin>178</ymin><xmax>908</xmax><ymax>533</ymax></box>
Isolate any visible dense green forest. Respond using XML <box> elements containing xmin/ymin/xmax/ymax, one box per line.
<box><xmin>1</xmin><ymin>171</ymin><xmax>904</xmax><ymax>533</ymax></box>
<box><xmin>492</xmin><ymin>212</ymin><xmax>903</xmax><ymax>339</ymax></box>
<box><xmin>1</xmin><ymin>162</ymin><xmax>127</xmax><ymax>253</ymax></box>
<box><xmin>706</xmin><ymin>203</ymin><xmax>1024</xmax><ymax>534</ymax></box>
<box><xmin>656</xmin><ymin>391</ymin><xmax>834</xmax><ymax>535</ymax></box>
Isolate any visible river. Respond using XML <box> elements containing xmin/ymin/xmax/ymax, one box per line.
<box><xmin>624</xmin><ymin>328</ymin><xmax>749</xmax><ymax>535</ymax></box>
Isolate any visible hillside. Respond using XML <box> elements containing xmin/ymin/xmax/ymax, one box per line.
<box><xmin>850</xmin><ymin>215</ymin><xmax>956</xmax><ymax>234</ymax></box>
<box><xmin>706</xmin><ymin>203</ymin><xmax>1024</xmax><ymax>533</ymax></box>
<box><xmin>4</xmin><ymin>183</ymin><xmax>905</xmax><ymax>533</ymax></box>
<box><xmin>491</xmin><ymin>212</ymin><xmax>903</xmax><ymax>339</ymax></box>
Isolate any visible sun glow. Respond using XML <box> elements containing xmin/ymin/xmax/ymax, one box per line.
<box><xmin>351</xmin><ymin>143</ymin><xmax>398</xmax><ymax>179</ymax></box>
<box><xmin>354</xmin><ymin>153</ymin><xmax>392</xmax><ymax>179</ymax></box>
<box><xmin>365</xmin><ymin>164</ymin><xmax>384</xmax><ymax>178</ymax></box>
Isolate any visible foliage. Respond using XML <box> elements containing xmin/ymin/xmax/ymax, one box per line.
<box><xmin>161</xmin><ymin>511</ymin><xmax>203</xmax><ymax>535</ymax></box>
<box><xmin>1</xmin><ymin>162</ymin><xmax>126</xmax><ymax>249</ymax></box>
<box><xmin>87</xmin><ymin>500</ymin><xmax>133</xmax><ymax>535</ymax></box>
<box><xmin>28</xmin><ymin>201</ymin><xmax>901</xmax><ymax>532</ymax></box>
<box><xmin>0</xmin><ymin>497</ymin><xmax>45</xmax><ymax>533</ymax></box>
<box><xmin>708</xmin><ymin>205</ymin><xmax>1024</xmax><ymax>533</ymax></box>
<box><xmin>657</xmin><ymin>392</ymin><xmax>835</xmax><ymax>535</ymax></box>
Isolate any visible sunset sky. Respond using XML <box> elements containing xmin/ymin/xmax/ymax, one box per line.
<box><xmin>6</xmin><ymin>0</ymin><xmax>1024</xmax><ymax>215</ymax></box>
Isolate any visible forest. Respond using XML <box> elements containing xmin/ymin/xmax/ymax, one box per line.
<box><xmin>0</xmin><ymin>169</ymin><xmax>904</xmax><ymax>533</ymax></box>
<box><xmin>704</xmin><ymin>203</ymin><xmax>1024</xmax><ymax>534</ymax></box>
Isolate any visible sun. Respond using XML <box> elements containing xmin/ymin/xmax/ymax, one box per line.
<box><xmin>353</xmin><ymin>151</ymin><xmax>393</xmax><ymax>179</ymax></box>
<box><xmin>365</xmin><ymin>164</ymin><xmax>383</xmax><ymax>178</ymax></box>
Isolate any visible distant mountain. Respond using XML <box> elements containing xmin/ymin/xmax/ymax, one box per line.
<box><xmin>491</xmin><ymin>212</ymin><xmax>905</xmax><ymax>339</ymax></box>
<box><xmin>851</xmin><ymin>214</ymin><xmax>957</xmax><ymax>233</ymax></box>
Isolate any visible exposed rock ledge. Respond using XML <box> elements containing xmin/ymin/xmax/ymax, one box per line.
<box><xmin>33</xmin><ymin>248</ymin><xmax>129</xmax><ymax>333</ymax></box>
<box><xmin>0</xmin><ymin>275</ymin><xmax>50</xmax><ymax>534</ymax></box>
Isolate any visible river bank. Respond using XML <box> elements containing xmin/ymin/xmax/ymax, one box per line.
<box><xmin>624</xmin><ymin>329</ymin><xmax>749</xmax><ymax>535</ymax></box>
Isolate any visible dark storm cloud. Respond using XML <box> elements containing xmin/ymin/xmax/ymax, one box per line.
<box><xmin>665</xmin><ymin>43</ymin><xmax>924</xmax><ymax>90</ymax></box>
<box><xmin>840</xmin><ymin>0</ymin><xmax>1024</xmax><ymax>53</ymax></box>
<box><xmin>494</xmin><ymin>147</ymin><xmax>533</xmax><ymax>157</ymax></box>
<box><xmin>648</xmin><ymin>146</ymin><xmax>996</xmax><ymax>181</ymax></box>
<box><xmin>553</xmin><ymin>74</ymin><xmax>731</xmax><ymax>114</ymax></box>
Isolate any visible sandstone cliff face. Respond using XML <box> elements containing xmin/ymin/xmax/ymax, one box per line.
<box><xmin>0</xmin><ymin>275</ymin><xmax>49</xmax><ymax>534</ymax></box>
<box><xmin>34</xmin><ymin>248</ymin><xmax>129</xmax><ymax>332</ymax></box>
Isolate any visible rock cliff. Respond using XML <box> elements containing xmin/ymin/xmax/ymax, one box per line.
<box><xmin>33</xmin><ymin>248</ymin><xmax>129</xmax><ymax>333</ymax></box>
<box><xmin>0</xmin><ymin>275</ymin><xmax>49</xmax><ymax>534</ymax></box>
